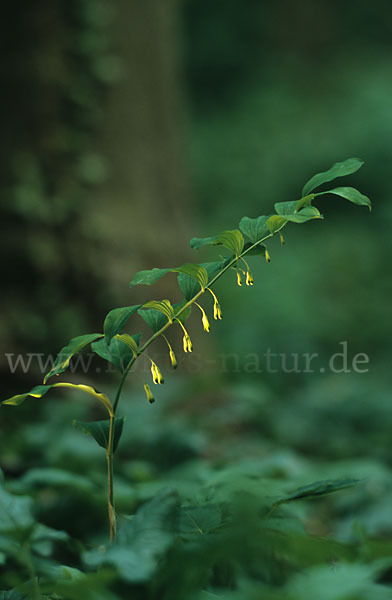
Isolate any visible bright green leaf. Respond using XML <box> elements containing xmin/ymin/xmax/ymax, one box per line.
<box><xmin>302</xmin><ymin>157</ymin><xmax>364</xmax><ymax>196</ymax></box>
<box><xmin>274</xmin><ymin>202</ymin><xmax>322</xmax><ymax>223</ymax></box>
<box><xmin>283</xmin><ymin>206</ymin><xmax>323</xmax><ymax>223</ymax></box>
<box><xmin>190</xmin><ymin>230</ymin><xmax>244</xmax><ymax>257</ymax></box>
<box><xmin>114</xmin><ymin>334</ymin><xmax>139</xmax><ymax>357</ymax></box>
<box><xmin>173</xmin><ymin>263</ymin><xmax>209</xmax><ymax>291</ymax></box>
<box><xmin>43</xmin><ymin>334</ymin><xmax>103</xmax><ymax>384</ymax></box>
<box><xmin>315</xmin><ymin>186</ymin><xmax>371</xmax><ymax>210</ymax></box>
<box><xmin>141</xmin><ymin>299</ymin><xmax>174</xmax><ymax>323</ymax></box>
<box><xmin>214</xmin><ymin>229</ymin><xmax>244</xmax><ymax>257</ymax></box>
<box><xmin>73</xmin><ymin>417</ymin><xmax>125</xmax><ymax>453</ymax></box>
<box><xmin>266</xmin><ymin>215</ymin><xmax>287</xmax><ymax>234</ymax></box>
<box><xmin>296</xmin><ymin>193</ymin><xmax>316</xmax><ymax>210</ymax></box>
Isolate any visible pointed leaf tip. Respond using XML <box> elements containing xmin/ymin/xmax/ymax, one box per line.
<box><xmin>43</xmin><ymin>334</ymin><xmax>103</xmax><ymax>383</ymax></box>
<box><xmin>302</xmin><ymin>157</ymin><xmax>364</xmax><ymax>196</ymax></box>
<box><xmin>315</xmin><ymin>186</ymin><xmax>371</xmax><ymax>210</ymax></box>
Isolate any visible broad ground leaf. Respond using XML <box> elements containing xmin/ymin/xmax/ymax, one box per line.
<box><xmin>74</xmin><ymin>417</ymin><xmax>125</xmax><ymax>453</ymax></box>
<box><xmin>0</xmin><ymin>589</ymin><xmax>31</xmax><ymax>599</ymax></box>
<box><xmin>43</xmin><ymin>334</ymin><xmax>103</xmax><ymax>383</ymax></box>
<box><xmin>302</xmin><ymin>157</ymin><xmax>364</xmax><ymax>196</ymax></box>
<box><xmin>179</xmin><ymin>504</ymin><xmax>222</xmax><ymax>537</ymax></box>
<box><xmin>286</xmin><ymin>562</ymin><xmax>390</xmax><ymax>600</ymax></box>
<box><xmin>83</xmin><ymin>490</ymin><xmax>179</xmax><ymax>583</ymax></box>
<box><xmin>315</xmin><ymin>186</ymin><xmax>371</xmax><ymax>210</ymax></box>
<box><xmin>12</xmin><ymin>468</ymin><xmax>94</xmax><ymax>493</ymax></box>
<box><xmin>0</xmin><ymin>478</ymin><xmax>34</xmax><ymax>533</ymax></box>
<box><xmin>277</xmin><ymin>478</ymin><xmax>361</xmax><ymax>505</ymax></box>
<box><xmin>104</xmin><ymin>306</ymin><xmax>141</xmax><ymax>343</ymax></box>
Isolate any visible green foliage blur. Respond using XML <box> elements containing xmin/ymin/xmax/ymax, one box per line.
<box><xmin>1</xmin><ymin>0</ymin><xmax>391</xmax><ymax>598</ymax></box>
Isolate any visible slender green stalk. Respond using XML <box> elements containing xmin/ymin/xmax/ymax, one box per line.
<box><xmin>106</xmin><ymin>413</ymin><xmax>116</xmax><ymax>542</ymax></box>
<box><xmin>106</xmin><ymin>230</ymin><xmax>276</xmax><ymax>541</ymax></box>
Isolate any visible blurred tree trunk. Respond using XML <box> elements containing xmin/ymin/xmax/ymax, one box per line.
<box><xmin>92</xmin><ymin>0</ymin><xmax>192</xmax><ymax>302</ymax></box>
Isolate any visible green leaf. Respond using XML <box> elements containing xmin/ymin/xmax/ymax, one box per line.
<box><xmin>104</xmin><ymin>305</ymin><xmax>141</xmax><ymax>343</ymax></box>
<box><xmin>214</xmin><ymin>229</ymin><xmax>244</xmax><ymax>257</ymax></box>
<box><xmin>274</xmin><ymin>201</ymin><xmax>322</xmax><ymax>222</ymax></box>
<box><xmin>114</xmin><ymin>334</ymin><xmax>139</xmax><ymax>356</ymax></box>
<box><xmin>2</xmin><ymin>384</ymin><xmax>53</xmax><ymax>407</ymax></box>
<box><xmin>92</xmin><ymin>335</ymin><xmax>141</xmax><ymax>373</ymax></box>
<box><xmin>296</xmin><ymin>193</ymin><xmax>316</xmax><ymax>210</ymax></box>
<box><xmin>14</xmin><ymin>468</ymin><xmax>94</xmax><ymax>493</ymax></box>
<box><xmin>73</xmin><ymin>417</ymin><xmax>125</xmax><ymax>453</ymax></box>
<box><xmin>0</xmin><ymin>589</ymin><xmax>30</xmax><ymax>599</ymax></box>
<box><xmin>287</xmin><ymin>562</ymin><xmax>387</xmax><ymax>600</ymax></box>
<box><xmin>43</xmin><ymin>334</ymin><xmax>103</xmax><ymax>383</ymax></box>
<box><xmin>107</xmin><ymin>338</ymin><xmax>136</xmax><ymax>372</ymax></box>
<box><xmin>139</xmin><ymin>308</ymin><xmax>168</xmax><ymax>333</ymax></box>
<box><xmin>177</xmin><ymin>261</ymin><xmax>225</xmax><ymax>301</ymax></box>
<box><xmin>129</xmin><ymin>267</ymin><xmax>171</xmax><ymax>286</ymax></box>
<box><xmin>173</xmin><ymin>263</ymin><xmax>209</xmax><ymax>291</ymax></box>
<box><xmin>84</xmin><ymin>490</ymin><xmax>179</xmax><ymax>583</ymax></box>
<box><xmin>277</xmin><ymin>205</ymin><xmax>323</xmax><ymax>223</ymax></box>
<box><xmin>190</xmin><ymin>230</ymin><xmax>244</xmax><ymax>257</ymax></box>
<box><xmin>302</xmin><ymin>157</ymin><xmax>364</xmax><ymax>196</ymax></box>
<box><xmin>190</xmin><ymin>235</ymin><xmax>217</xmax><ymax>250</ymax></box>
<box><xmin>2</xmin><ymin>383</ymin><xmax>113</xmax><ymax>415</ymax></box>
<box><xmin>239</xmin><ymin>215</ymin><xmax>270</xmax><ymax>244</ymax></box>
<box><xmin>278</xmin><ymin>478</ymin><xmax>361</xmax><ymax>504</ymax></box>
<box><xmin>0</xmin><ymin>479</ymin><xmax>34</xmax><ymax>533</ymax></box>
<box><xmin>266</xmin><ymin>215</ymin><xmax>288</xmax><ymax>234</ymax></box>
<box><xmin>315</xmin><ymin>186</ymin><xmax>371</xmax><ymax>210</ymax></box>
<box><xmin>179</xmin><ymin>504</ymin><xmax>222</xmax><ymax>536</ymax></box>
<box><xmin>141</xmin><ymin>299</ymin><xmax>174</xmax><ymax>323</ymax></box>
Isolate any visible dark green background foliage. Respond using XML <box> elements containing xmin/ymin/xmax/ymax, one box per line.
<box><xmin>0</xmin><ymin>1</ymin><xmax>391</xmax><ymax>598</ymax></box>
